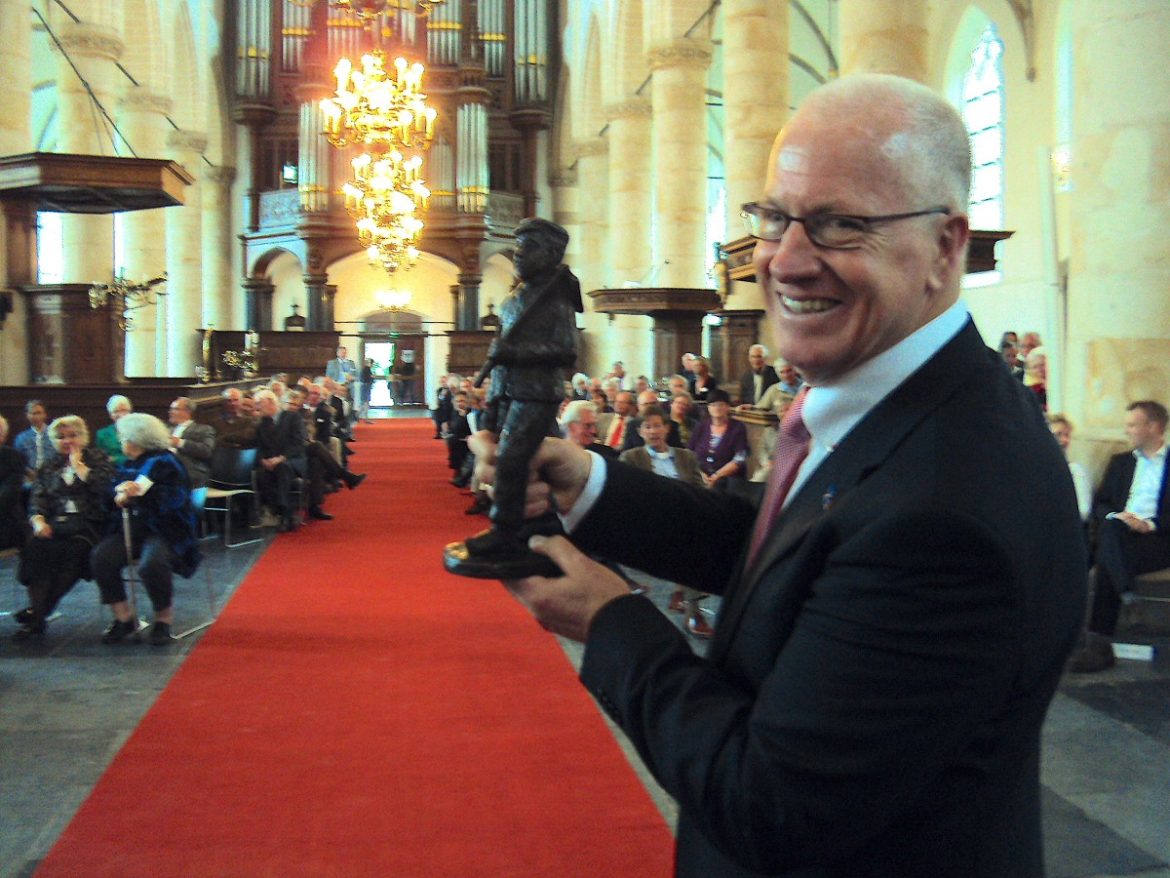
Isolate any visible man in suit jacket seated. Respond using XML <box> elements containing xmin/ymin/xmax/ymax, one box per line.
<box><xmin>738</xmin><ymin>344</ymin><xmax>780</xmax><ymax>405</ymax></box>
<box><xmin>621</xmin><ymin>390</ymin><xmax>683</xmax><ymax>453</ymax></box>
<box><xmin>167</xmin><ymin>397</ymin><xmax>216</xmax><ymax>488</ymax></box>
<box><xmin>473</xmin><ymin>74</ymin><xmax>1086</xmax><ymax>877</ymax></box>
<box><xmin>561</xmin><ymin>400</ymin><xmax>617</xmax><ymax>461</ymax></box>
<box><xmin>1069</xmin><ymin>399</ymin><xmax>1170</xmax><ymax>672</ymax></box>
<box><xmin>619</xmin><ymin>406</ymin><xmax>713</xmax><ymax>638</ymax></box>
<box><xmin>254</xmin><ymin>389</ymin><xmax>307</xmax><ymax>532</ymax></box>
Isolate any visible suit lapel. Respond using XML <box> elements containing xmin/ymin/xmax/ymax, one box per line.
<box><xmin>709</xmin><ymin>321</ymin><xmax>993</xmax><ymax>663</ymax></box>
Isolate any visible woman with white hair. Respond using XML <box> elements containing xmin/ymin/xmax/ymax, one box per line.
<box><xmin>90</xmin><ymin>413</ymin><xmax>201</xmax><ymax>646</ymax></box>
<box><xmin>14</xmin><ymin>415</ymin><xmax>116</xmax><ymax>642</ymax></box>
<box><xmin>94</xmin><ymin>394</ymin><xmax>133</xmax><ymax>465</ymax></box>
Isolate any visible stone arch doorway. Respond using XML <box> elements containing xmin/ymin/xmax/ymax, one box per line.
<box><xmin>357</xmin><ymin>309</ymin><xmax>426</xmax><ymax>409</ymax></box>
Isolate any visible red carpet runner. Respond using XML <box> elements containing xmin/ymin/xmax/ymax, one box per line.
<box><xmin>37</xmin><ymin>419</ymin><xmax>674</xmax><ymax>877</ymax></box>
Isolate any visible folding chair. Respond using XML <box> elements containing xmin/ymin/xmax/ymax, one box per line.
<box><xmin>202</xmin><ymin>447</ymin><xmax>264</xmax><ymax>547</ymax></box>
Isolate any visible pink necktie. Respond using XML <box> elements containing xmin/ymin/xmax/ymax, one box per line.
<box><xmin>747</xmin><ymin>388</ymin><xmax>811</xmax><ymax>566</ymax></box>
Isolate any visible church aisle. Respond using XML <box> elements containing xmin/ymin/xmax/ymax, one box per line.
<box><xmin>31</xmin><ymin>420</ymin><xmax>674</xmax><ymax>877</ymax></box>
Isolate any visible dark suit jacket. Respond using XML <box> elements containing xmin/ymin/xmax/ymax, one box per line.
<box><xmin>0</xmin><ymin>446</ymin><xmax>28</xmax><ymax>548</ymax></box>
<box><xmin>173</xmin><ymin>422</ymin><xmax>216</xmax><ymax>488</ymax></box>
<box><xmin>1091</xmin><ymin>449</ymin><xmax>1170</xmax><ymax>535</ymax></box>
<box><xmin>618</xmin><ymin>445</ymin><xmax>704</xmax><ymax>488</ymax></box>
<box><xmin>574</xmin><ymin>321</ymin><xmax>1087</xmax><ymax>877</ymax></box>
<box><xmin>739</xmin><ymin>365</ymin><xmax>780</xmax><ymax>405</ymax></box>
<box><xmin>620</xmin><ymin>418</ymin><xmax>683</xmax><ymax>452</ymax></box>
<box><xmin>256</xmin><ymin>412</ymin><xmax>307</xmax><ymax>467</ymax></box>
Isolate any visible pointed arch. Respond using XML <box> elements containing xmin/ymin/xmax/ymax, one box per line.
<box><xmin>578</xmin><ymin>15</ymin><xmax>604</xmax><ymax>140</ymax></box>
<box><xmin>610</xmin><ymin>0</ymin><xmax>648</xmax><ymax>102</ymax></box>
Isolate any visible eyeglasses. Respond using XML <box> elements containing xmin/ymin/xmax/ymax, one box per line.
<box><xmin>740</xmin><ymin>203</ymin><xmax>950</xmax><ymax>249</ymax></box>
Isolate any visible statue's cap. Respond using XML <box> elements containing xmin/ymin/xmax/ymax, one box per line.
<box><xmin>515</xmin><ymin>217</ymin><xmax>569</xmax><ymax>250</ymax></box>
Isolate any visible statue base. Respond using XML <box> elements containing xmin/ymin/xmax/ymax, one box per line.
<box><xmin>443</xmin><ymin>525</ymin><xmax>563</xmax><ymax>580</ymax></box>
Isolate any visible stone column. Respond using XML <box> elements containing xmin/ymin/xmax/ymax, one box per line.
<box><xmin>605</xmin><ymin>98</ymin><xmax>653</xmax><ymax>286</ymax></box>
<box><xmin>202</xmin><ymin>166</ymin><xmax>237</xmax><ymax>329</ymax></box>
<box><xmin>0</xmin><ymin>0</ymin><xmax>34</xmax><ymax>383</ymax></box>
<box><xmin>838</xmin><ymin>0</ymin><xmax>928</xmax><ymax>80</ymax></box>
<box><xmin>1064</xmin><ymin>1</ymin><xmax>1170</xmax><ymax>437</ymax></box>
<box><xmin>573</xmin><ymin>137</ymin><xmax>609</xmax><ymax>293</ymax></box>
<box><xmin>0</xmin><ymin>0</ymin><xmax>31</xmax><ymax>155</ymax></box>
<box><xmin>55</xmin><ymin>21</ymin><xmax>122</xmax><ymax>283</ymax></box>
<box><xmin>117</xmin><ymin>88</ymin><xmax>171</xmax><ymax>376</ymax></box>
<box><xmin>648</xmin><ymin>39</ymin><xmax>713</xmax><ymax>289</ymax></box>
<box><xmin>574</xmin><ymin>137</ymin><xmax>610</xmax><ymax>374</ymax></box>
<box><xmin>550</xmin><ymin>170</ymin><xmax>580</xmax><ymax>275</ymax></box>
<box><xmin>243</xmin><ymin>278</ymin><xmax>274</xmax><ymax>331</ymax></box>
<box><xmin>164</xmin><ymin>130</ymin><xmax>208</xmax><ymax>376</ymax></box>
<box><xmin>722</xmin><ymin>0</ymin><xmax>788</xmax><ymax>314</ymax></box>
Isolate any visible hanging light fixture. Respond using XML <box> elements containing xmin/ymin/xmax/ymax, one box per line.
<box><xmin>342</xmin><ymin>149</ymin><xmax>430</xmax><ymax>273</ymax></box>
<box><xmin>321</xmin><ymin>52</ymin><xmax>437</xmax><ymax>153</ymax></box>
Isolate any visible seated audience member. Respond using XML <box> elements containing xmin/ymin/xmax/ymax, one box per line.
<box><xmin>0</xmin><ymin>415</ymin><xmax>25</xmax><ymax>550</ymax></box>
<box><xmin>431</xmin><ymin>373</ymin><xmax>452</xmax><ymax>439</ymax></box>
<box><xmin>622</xmin><ymin>390</ymin><xmax>682</xmax><ymax>451</ymax></box>
<box><xmin>254</xmin><ymin>389</ymin><xmax>308</xmax><ymax>532</ymax></box>
<box><xmin>239</xmin><ymin>394</ymin><xmax>257</xmax><ymax>419</ymax></box>
<box><xmin>670</xmin><ymin>392</ymin><xmax>698</xmax><ymax>448</ymax></box>
<box><xmin>607</xmin><ymin>361</ymin><xmax>629</xmax><ymax>390</ymax></box>
<box><xmin>1047</xmin><ymin>413</ymin><xmax>1091</xmax><ymax>523</ymax></box>
<box><xmin>296</xmin><ymin>387</ymin><xmax>365</xmax><ymax>518</ymax></box>
<box><xmin>688</xmin><ymin>356</ymin><xmax>719</xmax><ymax>403</ymax></box>
<box><xmin>679</xmin><ymin>351</ymin><xmax>696</xmax><ymax>382</ymax></box>
<box><xmin>753</xmin><ymin>372</ymin><xmax>799</xmax><ymax>420</ymax></box>
<box><xmin>590</xmin><ymin>388</ymin><xmax>612</xmax><ymax>414</ymax></box>
<box><xmin>776</xmin><ymin>361</ymin><xmax>802</xmax><ymax>395</ymax></box>
<box><xmin>95</xmin><ymin>395</ymin><xmax>133</xmax><ymax>465</ymax></box>
<box><xmin>667</xmin><ymin>374</ymin><xmax>689</xmax><ymax>399</ymax></box>
<box><xmin>739</xmin><ymin>344</ymin><xmax>780</xmax><ymax>406</ymax></box>
<box><xmin>213</xmin><ymin>388</ymin><xmax>258</xmax><ymax>449</ymax></box>
<box><xmin>618</xmin><ymin>406</ymin><xmax>712</xmax><ymax>637</ymax></box>
<box><xmin>634</xmin><ymin>375</ymin><xmax>652</xmax><ymax>396</ymax></box>
<box><xmin>92</xmin><ymin>413</ymin><xmax>201</xmax><ymax>646</ymax></box>
<box><xmin>1069</xmin><ymin>400</ymin><xmax>1170</xmax><ymax>672</ymax></box>
<box><xmin>561</xmin><ymin>399</ymin><xmax>617</xmax><ymax>460</ymax></box>
<box><xmin>1021</xmin><ymin>331</ymin><xmax>1047</xmax><ymax>409</ymax></box>
<box><xmin>13</xmin><ymin>416</ymin><xmax>115</xmax><ymax>641</ymax></box>
<box><xmin>570</xmin><ymin>373</ymin><xmax>591</xmax><ymax>401</ymax></box>
<box><xmin>14</xmin><ymin>400</ymin><xmax>54</xmax><ymax>483</ymax></box>
<box><xmin>598</xmin><ymin>391</ymin><xmax>636</xmax><ymax>450</ymax></box>
<box><xmin>688</xmin><ymin>388</ymin><xmax>748</xmax><ymax>488</ymax></box>
<box><xmin>1001</xmin><ymin>342</ymin><xmax>1024</xmax><ymax>382</ymax></box>
<box><xmin>447</xmin><ymin>391</ymin><xmax>473</xmax><ymax>484</ymax></box>
<box><xmin>167</xmin><ymin>397</ymin><xmax>216</xmax><ymax>488</ymax></box>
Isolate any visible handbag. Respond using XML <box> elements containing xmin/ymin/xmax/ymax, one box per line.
<box><xmin>50</xmin><ymin>513</ymin><xmax>90</xmax><ymax>539</ymax></box>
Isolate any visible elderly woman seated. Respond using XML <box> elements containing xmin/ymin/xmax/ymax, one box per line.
<box><xmin>91</xmin><ymin>412</ymin><xmax>201</xmax><ymax>646</ymax></box>
<box><xmin>13</xmin><ymin>415</ymin><xmax>116</xmax><ymax>642</ymax></box>
<box><xmin>94</xmin><ymin>394</ymin><xmax>133</xmax><ymax>466</ymax></box>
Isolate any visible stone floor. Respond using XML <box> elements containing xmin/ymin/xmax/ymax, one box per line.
<box><xmin>2</xmin><ymin>515</ymin><xmax>1168</xmax><ymax>877</ymax></box>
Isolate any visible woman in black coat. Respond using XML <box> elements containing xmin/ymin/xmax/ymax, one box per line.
<box><xmin>14</xmin><ymin>415</ymin><xmax>115</xmax><ymax>641</ymax></box>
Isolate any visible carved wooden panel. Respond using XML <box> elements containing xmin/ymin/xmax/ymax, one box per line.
<box><xmin>19</xmin><ymin>283</ymin><xmax>123</xmax><ymax>385</ymax></box>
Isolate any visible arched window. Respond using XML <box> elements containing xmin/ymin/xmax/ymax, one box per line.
<box><xmin>962</xmin><ymin>24</ymin><xmax>1005</xmax><ymax>231</ymax></box>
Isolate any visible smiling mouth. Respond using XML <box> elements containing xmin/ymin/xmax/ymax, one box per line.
<box><xmin>781</xmin><ymin>294</ymin><xmax>839</xmax><ymax>314</ymax></box>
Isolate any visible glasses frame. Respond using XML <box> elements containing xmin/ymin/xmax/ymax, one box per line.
<box><xmin>740</xmin><ymin>203</ymin><xmax>950</xmax><ymax>250</ymax></box>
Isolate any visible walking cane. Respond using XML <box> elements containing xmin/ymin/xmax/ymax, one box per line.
<box><xmin>121</xmin><ymin>506</ymin><xmax>141</xmax><ymax>639</ymax></box>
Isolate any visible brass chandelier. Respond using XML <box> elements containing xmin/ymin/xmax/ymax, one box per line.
<box><xmin>342</xmin><ymin>149</ymin><xmax>430</xmax><ymax>273</ymax></box>
<box><xmin>321</xmin><ymin>52</ymin><xmax>437</xmax><ymax>153</ymax></box>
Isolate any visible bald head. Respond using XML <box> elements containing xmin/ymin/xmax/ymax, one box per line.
<box><xmin>789</xmin><ymin>74</ymin><xmax>971</xmax><ymax>212</ymax></box>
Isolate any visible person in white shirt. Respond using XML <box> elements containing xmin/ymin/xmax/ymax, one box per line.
<box><xmin>167</xmin><ymin>397</ymin><xmax>216</xmax><ymax>488</ymax></box>
<box><xmin>1069</xmin><ymin>400</ymin><xmax>1170</xmax><ymax>672</ymax></box>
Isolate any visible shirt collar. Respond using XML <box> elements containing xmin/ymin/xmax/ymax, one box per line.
<box><xmin>1133</xmin><ymin>444</ymin><xmax>1167</xmax><ymax>463</ymax></box>
<box><xmin>801</xmin><ymin>299</ymin><xmax>970</xmax><ymax>453</ymax></box>
<box><xmin>646</xmin><ymin>446</ymin><xmax>673</xmax><ymax>460</ymax></box>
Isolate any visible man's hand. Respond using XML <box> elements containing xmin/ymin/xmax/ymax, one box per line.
<box><xmin>1117</xmin><ymin>511</ymin><xmax>1155</xmax><ymax>534</ymax></box>
<box><xmin>468</xmin><ymin>432</ymin><xmax>593</xmax><ymax>517</ymax></box>
<box><xmin>503</xmin><ymin>536</ymin><xmax>632</xmax><ymax>642</ymax></box>
<box><xmin>169</xmin><ymin>435</ymin><xmax>182</xmax><ymax>448</ymax></box>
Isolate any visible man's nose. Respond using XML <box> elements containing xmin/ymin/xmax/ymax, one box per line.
<box><xmin>757</xmin><ymin>221</ymin><xmax>822</xmax><ymax>282</ymax></box>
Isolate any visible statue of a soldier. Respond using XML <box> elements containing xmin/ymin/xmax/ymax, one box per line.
<box><xmin>444</xmin><ymin>218</ymin><xmax>581</xmax><ymax>578</ymax></box>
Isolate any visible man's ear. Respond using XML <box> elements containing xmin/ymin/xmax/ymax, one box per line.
<box><xmin>926</xmin><ymin>213</ymin><xmax>970</xmax><ymax>293</ymax></box>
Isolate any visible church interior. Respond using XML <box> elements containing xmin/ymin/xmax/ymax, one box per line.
<box><xmin>1</xmin><ymin>0</ymin><xmax>1168</xmax><ymax>875</ymax></box>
